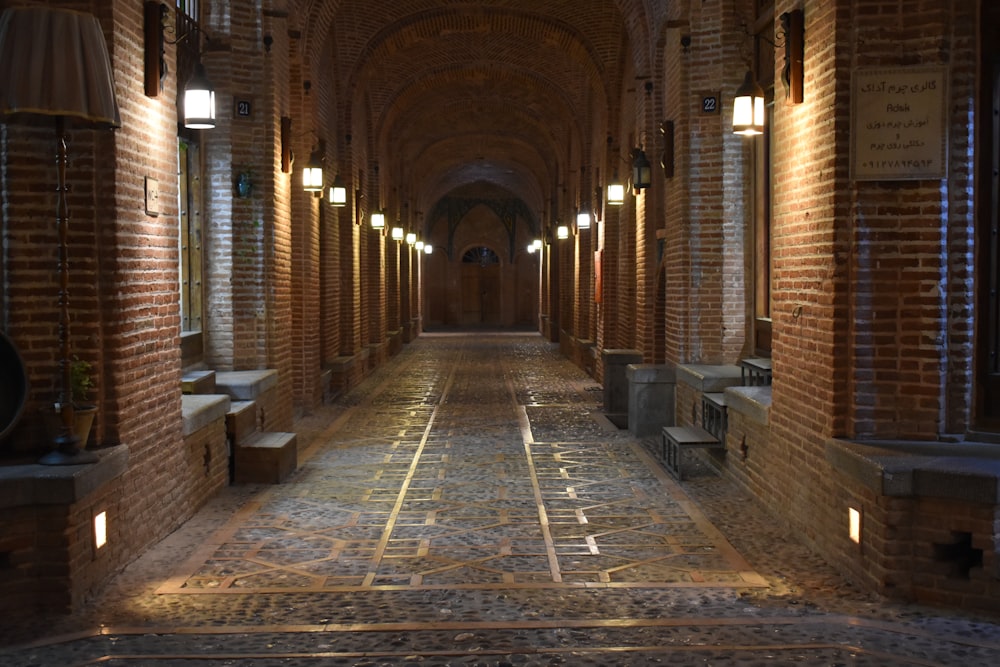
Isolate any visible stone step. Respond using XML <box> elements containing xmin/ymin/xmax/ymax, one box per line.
<box><xmin>234</xmin><ymin>431</ymin><xmax>297</xmax><ymax>484</ymax></box>
<box><xmin>740</xmin><ymin>358</ymin><xmax>772</xmax><ymax>386</ymax></box>
<box><xmin>662</xmin><ymin>425</ymin><xmax>724</xmax><ymax>481</ymax></box>
<box><xmin>701</xmin><ymin>392</ymin><xmax>728</xmax><ymax>441</ymax></box>
<box><xmin>225</xmin><ymin>400</ymin><xmax>257</xmax><ymax>446</ymax></box>
<box><xmin>181</xmin><ymin>370</ymin><xmax>216</xmax><ymax>395</ymax></box>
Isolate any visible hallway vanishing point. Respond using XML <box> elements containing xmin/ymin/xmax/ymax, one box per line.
<box><xmin>3</xmin><ymin>333</ymin><xmax>1000</xmax><ymax>665</ymax></box>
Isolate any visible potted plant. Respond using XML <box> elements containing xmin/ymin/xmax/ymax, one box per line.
<box><xmin>69</xmin><ymin>356</ymin><xmax>98</xmax><ymax>447</ymax></box>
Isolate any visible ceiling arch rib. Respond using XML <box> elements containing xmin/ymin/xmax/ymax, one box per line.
<box><xmin>408</xmin><ymin>134</ymin><xmax>554</xmax><ymax>216</ymax></box>
<box><xmin>379</xmin><ymin>65</ymin><xmax>577</xmax><ymax>209</ymax></box>
<box><xmin>348</xmin><ymin>8</ymin><xmax>613</xmax><ymax>109</ymax></box>
<box><xmin>293</xmin><ymin>0</ymin><xmax>642</xmax><ymax>114</ymax></box>
<box><xmin>377</xmin><ymin>62</ymin><xmax>583</xmax><ymax>153</ymax></box>
<box><xmin>288</xmin><ymin>0</ymin><xmax>638</xmax><ymax>214</ymax></box>
<box><xmin>362</xmin><ymin>61</ymin><xmax>592</xmax><ymax>212</ymax></box>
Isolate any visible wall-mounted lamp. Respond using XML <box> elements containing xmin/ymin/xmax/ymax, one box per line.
<box><xmin>631</xmin><ymin>148</ymin><xmax>651</xmax><ymax>191</ymax></box>
<box><xmin>391</xmin><ymin>226</ymin><xmax>404</xmax><ymax>241</ymax></box>
<box><xmin>406</xmin><ymin>232</ymin><xmax>417</xmax><ymax>245</ymax></box>
<box><xmin>424</xmin><ymin>244</ymin><xmax>434</xmax><ymax>255</ymax></box>
<box><xmin>733</xmin><ymin>70</ymin><xmax>765</xmax><ymax>136</ymax></box>
<box><xmin>533</xmin><ymin>239</ymin><xmax>543</xmax><ymax>251</ymax></box>
<box><xmin>848</xmin><ymin>507</ymin><xmax>862</xmax><ymax>545</ymax></box>
<box><xmin>556</xmin><ymin>225</ymin><xmax>569</xmax><ymax>240</ymax></box>
<box><xmin>606</xmin><ymin>179</ymin><xmax>625</xmax><ymax>205</ymax></box>
<box><xmin>302</xmin><ymin>147</ymin><xmax>324</xmax><ymax>193</ymax></box>
<box><xmin>94</xmin><ymin>510</ymin><xmax>108</xmax><ymax>550</ymax></box>
<box><xmin>370</xmin><ymin>210</ymin><xmax>386</xmax><ymax>229</ymax></box>
<box><xmin>527</xmin><ymin>243</ymin><xmax>536</xmax><ymax>254</ymax></box>
<box><xmin>144</xmin><ymin>1</ymin><xmax>216</xmax><ymax>128</ymax></box>
<box><xmin>576</xmin><ymin>210</ymin><xmax>591</xmax><ymax>231</ymax></box>
<box><xmin>183</xmin><ymin>63</ymin><xmax>216</xmax><ymax>129</ymax></box>
<box><xmin>328</xmin><ymin>177</ymin><xmax>347</xmax><ymax>206</ymax></box>
<box><xmin>415</xmin><ymin>240</ymin><xmax>425</xmax><ymax>251</ymax></box>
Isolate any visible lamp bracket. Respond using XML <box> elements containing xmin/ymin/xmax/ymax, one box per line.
<box><xmin>162</xmin><ymin>3</ymin><xmax>211</xmax><ymax>46</ymax></box>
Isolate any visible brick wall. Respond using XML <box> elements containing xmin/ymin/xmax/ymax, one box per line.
<box><xmin>827</xmin><ymin>457</ymin><xmax>1000</xmax><ymax>613</ymax></box>
<box><xmin>0</xmin><ymin>454</ymin><xmax>128</xmax><ymax>617</ymax></box>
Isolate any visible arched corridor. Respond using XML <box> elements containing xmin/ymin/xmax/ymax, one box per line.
<box><xmin>3</xmin><ymin>334</ymin><xmax>1000</xmax><ymax>664</ymax></box>
<box><xmin>3</xmin><ymin>0</ymin><xmax>1000</xmax><ymax>646</ymax></box>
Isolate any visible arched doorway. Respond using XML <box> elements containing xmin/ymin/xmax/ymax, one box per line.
<box><xmin>460</xmin><ymin>246</ymin><xmax>502</xmax><ymax>326</ymax></box>
<box><xmin>422</xmin><ymin>189</ymin><xmax>540</xmax><ymax>330</ymax></box>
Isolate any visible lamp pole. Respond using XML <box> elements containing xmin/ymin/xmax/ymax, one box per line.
<box><xmin>40</xmin><ymin>117</ymin><xmax>98</xmax><ymax>465</ymax></box>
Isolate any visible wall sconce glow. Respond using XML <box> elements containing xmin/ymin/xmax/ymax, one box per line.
<box><xmin>556</xmin><ymin>225</ymin><xmax>569</xmax><ymax>240</ymax></box>
<box><xmin>183</xmin><ymin>63</ymin><xmax>216</xmax><ymax>129</ymax></box>
<box><xmin>406</xmin><ymin>232</ymin><xmax>416</xmax><ymax>245</ymax></box>
<box><xmin>94</xmin><ymin>511</ymin><xmax>107</xmax><ymax>550</ymax></box>
<box><xmin>576</xmin><ymin>211</ymin><xmax>591</xmax><ymax>230</ymax></box>
<box><xmin>370</xmin><ymin>210</ymin><xmax>385</xmax><ymax>229</ymax></box>
<box><xmin>848</xmin><ymin>507</ymin><xmax>861</xmax><ymax>545</ymax></box>
<box><xmin>527</xmin><ymin>243</ymin><xmax>536</xmax><ymax>253</ymax></box>
<box><xmin>606</xmin><ymin>181</ymin><xmax>625</xmax><ymax>205</ymax></box>
<box><xmin>424</xmin><ymin>244</ymin><xmax>433</xmax><ymax>255</ymax></box>
<box><xmin>302</xmin><ymin>149</ymin><xmax>324</xmax><ymax>192</ymax></box>
<box><xmin>391</xmin><ymin>226</ymin><xmax>404</xmax><ymax>241</ymax></box>
<box><xmin>533</xmin><ymin>239</ymin><xmax>543</xmax><ymax>250</ymax></box>
<box><xmin>328</xmin><ymin>177</ymin><xmax>347</xmax><ymax>206</ymax></box>
<box><xmin>733</xmin><ymin>70</ymin><xmax>765</xmax><ymax>136</ymax></box>
<box><xmin>415</xmin><ymin>241</ymin><xmax>424</xmax><ymax>251</ymax></box>
<box><xmin>631</xmin><ymin>148</ymin><xmax>651</xmax><ymax>190</ymax></box>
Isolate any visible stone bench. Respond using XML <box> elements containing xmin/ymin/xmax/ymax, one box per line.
<box><xmin>214</xmin><ymin>369</ymin><xmax>278</xmax><ymax>401</ymax></box>
<box><xmin>181</xmin><ymin>394</ymin><xmax>231</xmax><ymax>437</ymax></box>
<box><xmin>662</xmin><ymin>425</ymin><xmax>725</xmax><ymax>481</ymax></box>
<box><xmin>181</xmin><ymin>369</ymin><xmax>216</xmax><ymax>395</ymax></box>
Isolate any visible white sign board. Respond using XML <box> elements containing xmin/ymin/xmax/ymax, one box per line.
<box><xmin>851</xmin><ymin>66</ymin><xmax>947</xmax><ymax>180</ymax></box>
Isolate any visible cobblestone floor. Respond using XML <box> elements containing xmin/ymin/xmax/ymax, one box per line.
<box><xmin>3</xmin><ymin>333</ymin><xmax>1000</xmax><ymax>665</ymax></box>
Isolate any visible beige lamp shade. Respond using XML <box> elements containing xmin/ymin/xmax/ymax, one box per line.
<box><xmin>0</xmin><ymin>6</ymin><xmax>120</xmax><ymax>127</ymax></box>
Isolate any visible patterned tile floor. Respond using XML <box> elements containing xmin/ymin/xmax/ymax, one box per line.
<box><xmin>3</xmin><ymin>333</ymin><xmax>1000</xmax><ymax>665</ymax></box>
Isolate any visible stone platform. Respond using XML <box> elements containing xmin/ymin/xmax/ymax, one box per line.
<box><xmin>2</xmin><ymin>333</ymin><xmax>999</xmax><ymax>666</ymax></box>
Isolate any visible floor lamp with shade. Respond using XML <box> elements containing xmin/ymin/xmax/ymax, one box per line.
<box><xmin>0</xmin><ymin>6</ymin><xmax>121</xmax><ymax>465</ymax></box>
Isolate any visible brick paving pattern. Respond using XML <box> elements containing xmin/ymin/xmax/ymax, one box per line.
<box><xmin>2</xmin><ymin>333</ymin><xmax>1000</xmax><ymax>665</ymax></box>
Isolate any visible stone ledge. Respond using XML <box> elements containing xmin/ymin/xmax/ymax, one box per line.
<box><xmin>626</xmin><ymin>363</ymin><xmax>676</xmax><ymax>384</ymax></box>
<box><xmin>602</xmin><ymin>349</ymin><xmax>643</xmax><ymax>362</ymax></box>
<box><xmin>327</xmin><ymin>355</ymin><xmax>357</xmax><ymax>373</ymax></box>
<box><xmin>724</xmin><ymin>385</ymin><xmax>771</xmax><ymax>425</ymax></box>
<box><xmin>215</xmin><ymin>369</ymin><xmax>278</xmax><ymax>400</ymax></box>
<box><xmin>676</xmin><ymin>364</ymin><xmax>742</xmax><ymax>393</ymax></box>
<box><xmin>0</xmin><ymin>445</ymin><xmax>128</xmax><ymax>508</ymax></box>
<box><xmin>826</xmin><ymin>438</ymin><xmax>1000</xmax><ymax>503</ymax></box>
<box><xmin>181</xmin><ymin>394</ymin><xmax>231</xmax><ymax>436</ymax></box>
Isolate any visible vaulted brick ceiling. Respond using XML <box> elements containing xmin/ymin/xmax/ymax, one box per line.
<box><xmin>291</xmin><ymin>0</ymin><xmax>656</xmax><ymax>215</ymax></box>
